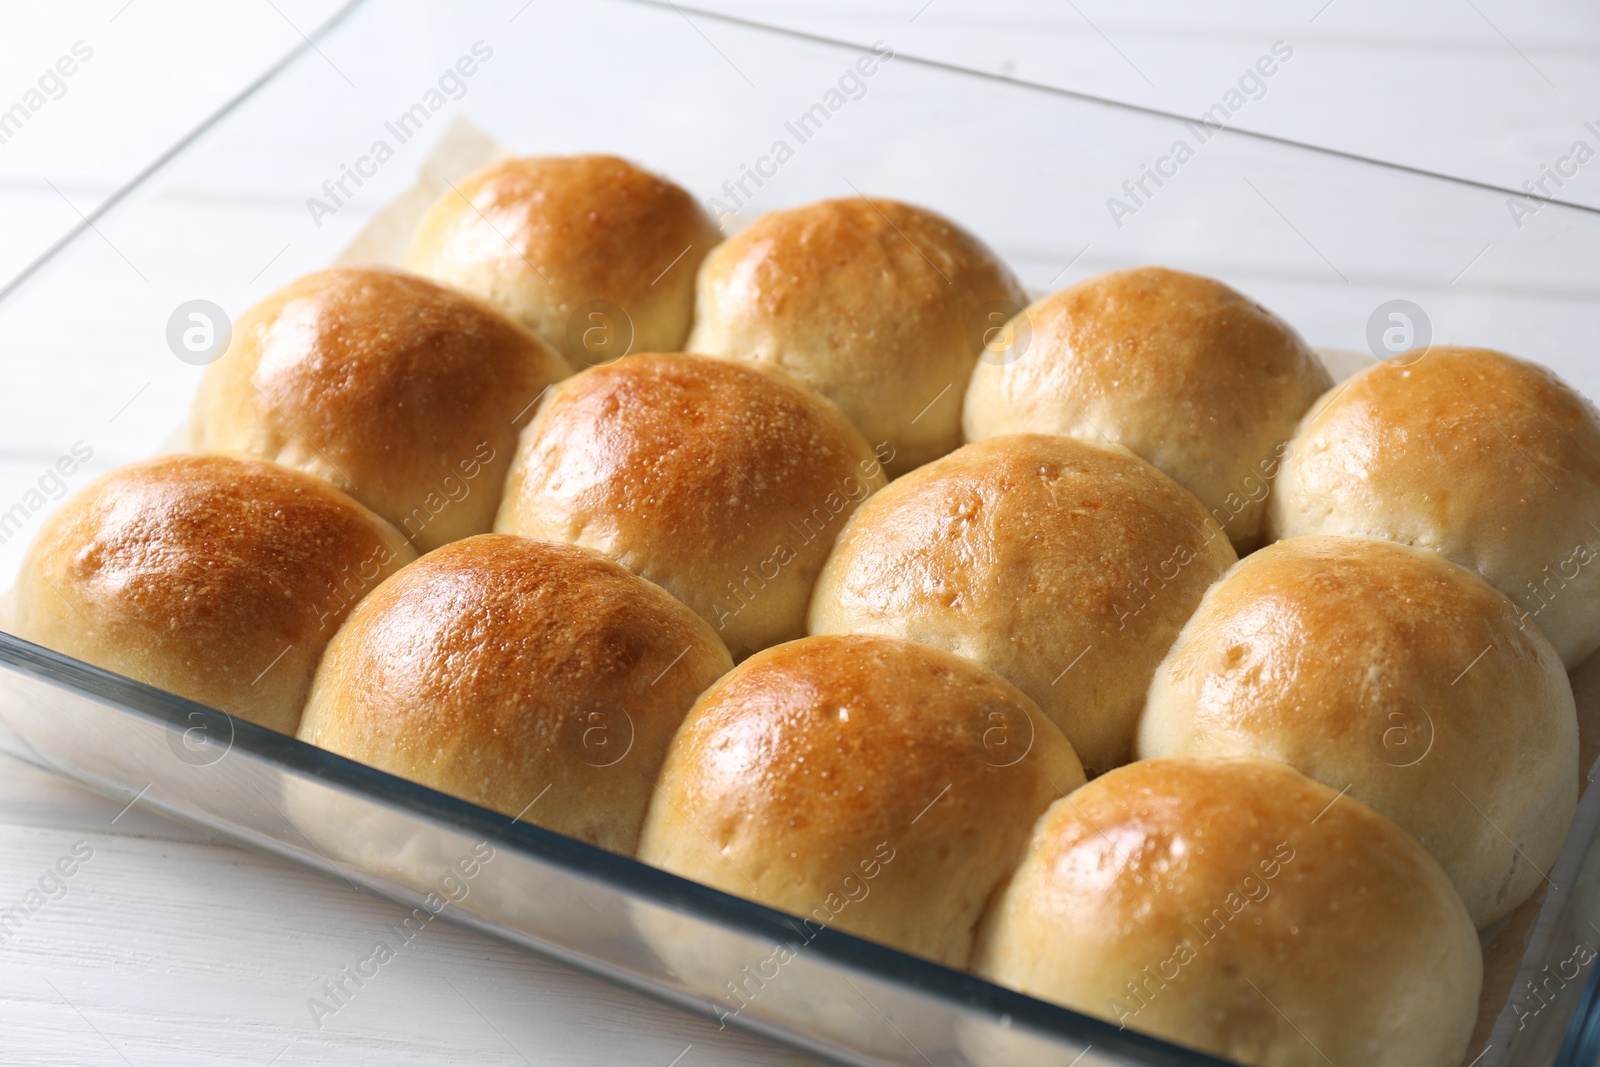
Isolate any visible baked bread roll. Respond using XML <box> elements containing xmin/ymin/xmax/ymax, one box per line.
<box><xmin>11</xmin><ymin>454</ymin><xmax>414</xmax><ymax>734</ymax></box>
<box><xmin>187</xmin><ymin>267</ymin><xmax>570</xmax><ymax>553</ymax></box>
<box><xmin>405</xmin><ymin>154</ymin><xmax>721</xmax><ymax>365</ymax></box>
<box><xmin>963</xmin><ymin>267</ymin><xmax>1331</xmax><ymax>551</ymax></box>
<box><xmin>495</xmin><ymin>354</ymin><xmax>888</xmax><ymax>659</ymax></box>
<box><xmin>637</xmin><ymin>633</ymin><xmax>1085</xmax><ymax>968</ymax></box>
<box><xmin>809</xmin><ymin>434</ymin><xmax>1235</xmax><ymax>773</ymax></box>
<box><xmin>297</xmin><ymin>534</ymin><xmax>732</xmax><ymax>854</ymax></box>
<box><xmin>973</xmin><ymin>757</ymin><xmax>1480</xmax><ymax>1067</ymax></box>
<box><xmin>1268</xmin><ymin>346</ymin><xmax>1600</xmax><ymax>667</ymax></box>
<box><xmin>686</xmin><ymin>197</ymin><xmax>1026</xmax><ymax>476</ymax></box>
<box><xmin>1139</xmin><ymin>535</ymin><xmax>1576</xmax><ymax>927</ymax></box>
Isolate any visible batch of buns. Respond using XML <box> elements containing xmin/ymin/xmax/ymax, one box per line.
<box><xmin>10</xmin><ymin>152</ymin><xmax>1598</xmax><ymax>1067</ymax></box>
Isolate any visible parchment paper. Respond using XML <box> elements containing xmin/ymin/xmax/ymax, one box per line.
<box><xmin>332</xmin><ymin>114</ymin><xmax>511</xmax><ymax>268</ymax></box>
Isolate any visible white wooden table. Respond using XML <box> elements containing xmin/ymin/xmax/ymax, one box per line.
<box><xmin>0</xmin><ymin>3</ymin><xmax>1595</xmax><ymax>1064</ymax></box>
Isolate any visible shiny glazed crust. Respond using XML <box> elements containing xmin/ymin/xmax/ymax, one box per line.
<box><xmin>637</xmin><ymin>633</ymin><xmax>1086</xmax><ymax>967</ymax></box>
<box><xmin>405</xmin><ymin>154</ymin><xmax>722</xmax><ymax>365</ymax></box>
<box><xmin>495</xmin><ymin>353</ymin><xmax>888</xmax><ymax>659</ymax></box>
<box><xmin>297</xmin><ymin>534</ymin><xmax>733</xmax><ymax>855</ymax></box>
<box><xmin>810</xmin><ymin>434</ymin><xmax>1236</xmax><ymax>773</ymax></box>
<box><xmin>963</xmin><ymin>267</ymin><xmax>1331</xmax><ymax>551</ymax></box>
<box><xmin>12</xmin><ymin>453</ymin><xmax>416</xmax><ymax>734</ymax></box>
<box><xmin>973</xmin><ymin>757</ymin><xmax>1481</xmax><ymax>1067</ymax></box>
<box><xmin>1139</xmin><ymin>534</ymin><xmax>1577</xmax><ymax>926</ymax></box>
<box><xmin>1267</xmin><ymin>345</ymin><xmax>1600</xmax><ymax>667</ymax></box>
<box><xmin>186</xmin><ymin>267</ymin><xmax>572</xmax><ymax>552</ymax></box>
<box><xmin>686</xmin><ymin>196</ymin><xmax>1027</xmax><ymax>476</ymax></box>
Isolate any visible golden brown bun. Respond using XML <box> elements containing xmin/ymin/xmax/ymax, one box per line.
<box><xmin>297</xmin><ymin>534</ymin><xmax>732</xmax><ymax>854</ymax></box>
<box><xmin>686</xmin><ymin>197</ymin><xmax>1027</xmax><ymax>476</ymax></box>
<box><xmin>11</xmin><ymin>454</ymin><xmax>414</xmax><ymax>734</ymax></box>
<box><xmin>1140</xmin><ymin>535</ymin><xmax>1576</xmax><ymax>926</ymax></box>
<box><xmin>404</xmin><ymin>154</ymin><xmax>721</xmax><ymax>365</ymax></box>
<box><xmin>1267</xmin><ymin>346</ymin><xmax>1600</xmax><ymax>667</ymax></box>
<box><xmin>974</xmin><ymin>757</ymin><xmax>1481</xmax><ymax>1067</ymax></box>
<box><xmin>809</xmin><ymin>434</ymin><xmax>1235</xmax><ymax>773</ymax></box>
<box><xmin>186</xmin><ymin>267</ymin><xmax>571</xmax><ymax>553</ymax></box>
<box><xmin>963</xmin><ymin>267</ymin><xmax>1331</xmax><ymax>551</ymax></box>
<box><xmin>637</xmin><ymin>633</ymin><xmax>1085</xmax><ymax>968</ymax></box>
<box><xmin>494</xmin><ymin>354</ymin><xmax>888</xmax><ymax>659</ymax></box>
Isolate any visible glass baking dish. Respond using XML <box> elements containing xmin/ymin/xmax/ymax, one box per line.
<box><xmin>2</xmin><ymin>1</ymin><xmax>1599</xmax><ymax>1064</ymax></box>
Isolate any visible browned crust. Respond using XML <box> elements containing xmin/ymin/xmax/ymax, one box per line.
<box><xmin>964</xmin><ymin>266</ymin><xmax>1330</xmax><ymax>550</ymax></box>
<box><xmin>1141</xmin><ymin>534</ymin><xmax>1576</xmax><ymax>926</ymax></box>
<box><xmin>405</xmin><ymin>154</ymin><xmax>722</xmax><ymax>361</ymax></box>
<box><xmin>495</xmin><ymin>354</ymin><xmax>888</xmax><ymax>658</ymax></box>
<box><xmin>187</xmin><ymin>267</ymin><xmax>571</xmax><ymax>552</ymax></box>
<box><xmin>975</xmin><ymin>757</ymin><xmax>1481</xmax><ymax>1067</ymax></box>
<box><xmin>1268</xmin><ymin>346</ymin><xmax>1600</xmax><ymax>667</ymax></box>
<box><xmin>687</xmin><ymin>196</ymin><xmax>1027</xmax><ymax>474</ymax></box>
<box><xmin>298</xmin><ymin>534</ymin><xmax>732</xmax><ymax>854</ymax></box>
<box><xmin>811</xmin><ymin>433</ymin><xmax>1236</xmax><ymax>773</ymax></box>
<box><xmin>12</xmin><ymin>453</ymin><xmax>415</xmax><ymax>733</ymax></box>
<box><xmin>639</xmin><ymin>633</ymin><xmax>1085</xmax><ymax>967</ymax></box>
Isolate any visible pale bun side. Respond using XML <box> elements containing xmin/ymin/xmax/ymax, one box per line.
<box><xmin>809</xmin><ymin>433</ymin><xmax>1236</xmax><ymax>773</ymax></box>
<box><xmin>298</xmin><ymin>534</ymin><xmax>732</xmax><ymax>855</ymax></box>
<box><xmin>187</xmin><ymin>267</ymin><xmax>571</xmax><ymax>553</ymax></box>
<box><xmin>1139</xmin><ymin>535</ymin><xmax>1577</xmax><ymax>927</ymax></box>
<box><xmin>495</xmin><ymin>353</ymin><xmax>888</xmax><ymax>659</ymax></box>
<box><xmin>1267</xmin><ymin>346</ymin><xmax>1600</xmax><ymax>667</ymax></box>
<box><xmin>963</xmin><ymin>266</ymin><xmax>1331</xmax><ymax>551</ymax></box>
<box><xmin>405</xmin><ymin>154</ymin><xmax>722</xmax><ymax>365</ymax></box>
<box><xmin>973</xmin><ymin>757</ymin><xmax>1481</xmax><ymax>1067</ymax></box>
<box><xmin>686</xmin><ymin>196</ymin><xmax>1027</xmax><ymax>476</ymax></box>
<box><xmin>637</xmin><ymin>633</ymin><xmax>1086</xmax><ymax>968</ymax></box>
<box><xmin>11</xmin><ymin>453</ymin><xmax>416</xmax><ymax>734</ymax></box>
